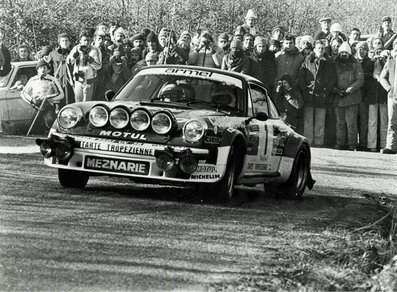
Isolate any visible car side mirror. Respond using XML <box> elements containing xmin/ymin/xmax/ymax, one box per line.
<box><xmin>245</xmin><ymin>111</ymin><xmax>268</xmax><ymax>125</ymax></box>
<box><xmin>104</xmin><ymin>90</ymin><xmax>116</xmax><ymax>101</ymax></box>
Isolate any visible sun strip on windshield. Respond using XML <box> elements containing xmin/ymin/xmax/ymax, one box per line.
<box><xmin>137</xmin><ymin>67</ymin><xmax>243</xmax><ymax>89</ymax></box>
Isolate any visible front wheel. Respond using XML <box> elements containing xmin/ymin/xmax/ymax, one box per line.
<box><xmin>213</xmin><ymin>146</ymin><xmax>237</xmax><ymax>203</ymax></box>
<box><xmin>58</xmin><ymin>169</ymin><xmax>89</xmax><ymax>188</ymax></box>
<box><xmin>266</xmin><ymin>145</ymin><xmax>310</xmax><ymax>199</ymax></box>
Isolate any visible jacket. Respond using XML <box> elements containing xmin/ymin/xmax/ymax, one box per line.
<box><xmin>298</xmin><ymin>52</ymin><xmax>336</xmax><ymax>107</ymax></box>
<box><xmin>248</xmin><ymin>49</ymin><xmax>276</xmax><ymax>90</ymax></box>
<box><xmin>379</xmin><ymin>56</ymin><xmax>397</xmax><ymax>101</ymax></box>
<box><xmin>370</xmin><ymin>57</ymin><xmax>388</xmax><ymax>104</ymax></box>
<box><xmin>357</xmin><ymin>56</ymin><xmax>376</xmax><ymax>103</ymax></box>
<box><xmin>334</xmin><ymin>55</ymin><xmax>364</xmax><ymax>107</ymax></box>
<box><xmin>221</xmin><ymin>54</ymin><xmax>249</xmax><ymax>74</ymax></box>
<box><xmin>0</xmin><ymin>43</ymin><xmax>12</xmax><ymax>77</ymax></box>
<box><xmin>188</xmin><ymin>47</ymin><xmax>223</xmax><ymax>68</ymax></box>
<box><xmin>275</xmin><ymin>47</ymin><xmax>304</xmax><ymax>86</ymax></box>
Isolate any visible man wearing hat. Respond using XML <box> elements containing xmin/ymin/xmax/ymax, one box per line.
<box><xmin>241</xmin><ymin>9</ymin><xmax>258</xmax><ymax>36</ymax></box>
<box><xmin>92</xmin><ymin>30</ymin><xmax>111</xmax><ymax>100</ymax></box>
<box><xmin>108</xmin><ymin>27</ymin><xmax>127</xmax><ymax>53</ymax></box>
<box><xmin>188</xmin><ymin>31</ymin><xmax>223</xmax><ymax>68</ymax></box>
<box><xmin>130</xmin><ymin>33</ymin><xmax>146</xmax><ymax>52</ymax></box>
<box><xmin>217</xmin><ymin>32</ymin><xmax>230</xmax><ymax>54</ymax></box>
<box><xmin>334</xmin><ymin>42</ymin><xmax>364</xmax><ymax>150</ymax></box>
<box><xmin>314</xmin><ymin>17</ymin><xmax>331</xmax><ymax>41</ymax></box>
<box><xmin>221</xmin><ymin>39</ymin><xmax>249</xmax><ymax>74</ymax></box>
<box><xmin>106</xmin><ymin>44</ymin><xmax>130</xmax><ymax>93</ymax></box>
<box><xmin>248</xmin><ymin>36</ymin><xmax>275</xmax><ymax>90</ymax></box>
<box><xmin>355</xmin><ymin>41</ymin><xmax>376</xmax><ymax>150</ymax></box>
<box><xmin>378</xmin><ymin>38</ymin><xmax>397</xmax><ymax>154</ymax></box>
<box><xmin>378</xmin><ymin>16</ymin><xmax>396</xmax><ymax>50</ymax></box>
<box><xmin>21</xmin><ymin>60</ymin><xmax>64</xmax><ymax>132</ymax></box>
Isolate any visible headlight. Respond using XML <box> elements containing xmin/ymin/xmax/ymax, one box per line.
<box><xmin>89</xmin><ymin>106</ymin><xmax>109</xmax><ymax>127</ymax></box>
<box><xmin>109</xmin><ymin>107</ymin><xmax>129</xmax><ymax>129</ymax></box>
<box><xmin>151</xmin><ymin>112</ymin><xmax>173</xmax><ymax>134</ymax></box>
<box><xmin>57</xmin><ymin>106</ymin><xmax>83</xmax><ymax>129</ymax></box>
<box><xmin>130</xmin><ymin>109</ymin><xmax>151</xmax><ymax>131</ymax></box>
<box><xmin>183</xmin><ymin>120</ymin><xmax>206</xmax><ymax>142</ymax></box>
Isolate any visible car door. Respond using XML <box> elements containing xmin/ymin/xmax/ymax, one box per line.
<box><xmin>244</xmin><ymin>83</ymin><xmax>284</xmax><ymax>175</ymax></box>
<box><xmin>4</xmin><ymin>63</ymin><xmax>37</xmax><ymax>131</ymax></box>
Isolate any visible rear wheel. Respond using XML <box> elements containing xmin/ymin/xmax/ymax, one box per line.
<box><xmin>58</xmin><ymin>169</ymin><xmax>89</xmax><ymax>188</ymax></box>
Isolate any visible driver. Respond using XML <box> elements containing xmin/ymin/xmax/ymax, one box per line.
<box><xmin>158</xmin><ymin>83</ymin><xmax>185</xmax><ymax>102</ymax></box>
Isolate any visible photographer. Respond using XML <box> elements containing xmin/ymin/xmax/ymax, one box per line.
<box><xmin>106</xmin><ymin>44</ymin><xmax>131</xmax><ymax>93</ymax></box>
<box><xmin>188</xmin><ymin>31</ymin><xmax>223</xmax><ymax>68</ymax></box>
<box><xmin>273</xmin><ymin>74</ymin><xmax>303</xmax><ymax>129</ymax></box>
<box><xmin>334</xmin><ymin>42</ymin><xmax>364</xmax><ymax>150</ymax></box>
<box><xmin>67</xmin><ymin>30</ymin><xmax>102</xmax><ymax>102</ymax></box>
<box><xmin>157</xmin><ymin>31</ymin><xmax>189</xmax><ymax>65</ymax></box>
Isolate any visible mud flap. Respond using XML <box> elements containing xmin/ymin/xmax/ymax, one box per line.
<box><xmin>307</xmin><ymin>170</ymin><xmax>316</xmax><ymax>190</ymax></box>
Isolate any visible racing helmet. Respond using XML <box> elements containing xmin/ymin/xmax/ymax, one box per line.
<box><xmin>158</xmin><ymin>83</ymin><xmax>185</xmax><ymax>102</ymax></box>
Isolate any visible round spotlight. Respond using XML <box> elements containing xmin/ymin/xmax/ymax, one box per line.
<box><xmin>156</xmin><ymin>152</ymin><xmax>175</xmax><ymax>171</ymax></box>
<box><xmin>110</xmin><ymin>107</ymin><xmax>129</xmax><ymax>129</ymax></box>
<box><xmin>151</xmin><ymin>112</ymin><xmax>173</xmax><ymax>134</ymax></box>
<box><xmin>130</xmin><ymin>109</ymin><xmax>151</xmax><ymax>131</ymax></box>
<box><xmin>179</xmin><ymin>154</ymin><xmax>198</xmax><ymax>174</ymax></box>
<box><xmin>89</xmin><ymin>106</ymin><xmax>109</xmax><ymax>127</ymax></box>
<box><xmin>55</xmin><ymin>143</ymin><xmax>73</xmax><ymax>161</ymax></box>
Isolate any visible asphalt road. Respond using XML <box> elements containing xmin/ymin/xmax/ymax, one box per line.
<box><xmin>0</xmin><ymin>135</ymin><xmax>396</xmax><ymax>291</ymax></box>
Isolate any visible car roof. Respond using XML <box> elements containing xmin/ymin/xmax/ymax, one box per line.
<box><xmin>139</xmin><ymin>64</ymin><xmax>264</xmax><ymax>85</ymax></box>
<box><xmin>11</xmin><ymin>61</ymin><xmax>37</xmax><ymax>67</ymax></box>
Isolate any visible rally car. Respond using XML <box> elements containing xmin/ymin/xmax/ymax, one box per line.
<box><xmin>36</xmin><ymin>65</ymin><xmax>315</xmax><ymax>202</ymax></box>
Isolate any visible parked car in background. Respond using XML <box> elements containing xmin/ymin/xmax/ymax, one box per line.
<box><xmin>36</xmin><ymin>65</ymin><xmax>315</xmax><ymax>202</ymax></box>
<box><xmin>0</xmin><ymin>61</ymin><xmax>39</xmax><ymax>135</ymax></box>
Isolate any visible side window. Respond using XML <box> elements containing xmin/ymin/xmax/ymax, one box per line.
<box><xmin>249</xmin><ymin>84</ymin><xmax>269</xmax><ymax>116</ymax></box>
<box><xmin>267</xmin><ymin>93</ymin><xmax>280</xmax><ymax>118</ymax></box>
<box><xmin>11</xmin><ymin>67</ymin><xmax>36</xmax><ymax>89</ymax></box>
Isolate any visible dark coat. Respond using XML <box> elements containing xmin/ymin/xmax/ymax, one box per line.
<box><xmin>273</xmin><ymin>87</ymin><xmax>304</xmax><ymax>127</ymax></box>
<box><xmin>358</xmin><ymin>56</ymin><xmax>377</xmax><ymax>103</ymax></box>
<box><xmin>379</xmin><ymin>57</ymin><xmax>397</xmax><ymax>100</ymax></box>
<box><xmin>0</xmin><ymin>44</ymin><xmax>12</xmax><ymax>77</ymax></box>
<box><xmin>298</xmin><ymin>52</ymin><xmax>336</xmax><ymax>107</ymax></box>
<box><xmin>248</xmin><ymin>49</ymin><xmax>276</xmax><ymax>90</ymax></box>
<box><xmin>370</xmin><ymin>57</ymin><xmax>388</xmax><ymax>104</ymax></box>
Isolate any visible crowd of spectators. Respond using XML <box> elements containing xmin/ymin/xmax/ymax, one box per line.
<box><xmin>1</xmin><ymin>9</ymin><xmax>397</xmax><ymax>154</ymax></box>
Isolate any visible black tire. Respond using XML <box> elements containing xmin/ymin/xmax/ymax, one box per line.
<box><xmin>266</xmin><ymin>145</ymin><xmax>310</xmax><ymax>200</ymax></box>
<box><xmin>58</xmin><ymin>169</ymin><xmax>89</xmax><ymax>188</ymax></box>
<box><xmin>214</xmin><ymin>146</ymin><xmax>237</xmax><ymax>203</ymax></box>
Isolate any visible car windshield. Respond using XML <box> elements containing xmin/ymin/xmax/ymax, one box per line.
<box><xmin>115</xmin><ymin>68</ymin><xmax>245</xmax><ymax>114</ymax></box>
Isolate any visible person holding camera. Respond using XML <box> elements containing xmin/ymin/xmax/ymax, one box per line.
<box><xmin>157</xmin><ymin>31</ymin><xmax>189</xmax><ymax>65</ymax></box>
<box><xmin>334</xmin><ymin>42</ymin><xmax>364</xmax><ymax>150</ymax></box>
<box><xmin>274</xmin><ymin>74</ymin><xmax>304</xmax><ymax>129</ymax></box>
<box><xmin>67</xmin><ymin>30</ymin><xmax>102</xmax><ymax>102</ymax></box>
<box><xmin>106</xmin><ymin>44</ymin><xmax>131</xmax><ymax>93</ymax></box>
<box><xmin>188</xmin><ymin>31</ymin><xmax>223</xmax><ymax>68</ymax></box>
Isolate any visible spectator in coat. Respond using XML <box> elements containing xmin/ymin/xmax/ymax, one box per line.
<box><xmin>298</xmin><ymin>40</ymin><xmax>336</xmax><ymax>146</ymax></box>
<box><xmin>221</xmin><ymin>39</ymin><xmax>249</xmax><ymax>74</ymax></box>
<box><xmin>158</xmin><ymin>31</ymin><xmax>189</xmax><ymax>65</ymax></box>
<box><xmin>242</xmin><ymin>33</ymin><xmax>254</xmax><ymax>56</ymax></box>
<box><xmin>188</xmin><ymin>31</ymin><xmax>223</xmax><ymax>68</ymax></box>
<box><xmin>241</xmin><ymin>9</ymin><xmax>258</xmax><ymax>36</ymax></box>
<box><xmin>67</xmin><ymin>30</ymin><xmax>102</xmax><ymax>102</ymax></box>
<box><xmin>248</xmin><ymin>36</ymin><xmax>275</xmax><ymax>90</ymax></box>
<box><xmin>377</xmin><ymin>16</ymin><xmax>396</xmax><ymax>50</ymax></box>
<box><xmin>273</xmin><ymin>74</ymin><xmax>304</xmax><ymax>129</ymax></box>
<box><xmin>368</xmin><ymin>44</ymin><xmax>389</xmax><ymax>152</ymax></box>
<box><xmin>106</xmin><ymin>44</ymin><xmax>131</xmax><ymax>93</ymax></box>
<box><xmin>334</xmin><ymin>42</ymin><xmax>364</xmax><ymax>150</ymax></box>
<box><xmin>275</xmin><ymin>34</ymin><xmax>304</xmax><ymax>87</ymax></box>
<box><xmin>217</xmin><ymin>33</ymin><xmax>230</xmax><ymax>54</ymax></box>
<box><xmin>130</xmin><ymin>33</ymin><xmax>146</xmax><ymax>52</ymax></box>
<box><xmin>355</xmin><ymin>41</ymin><xmax>376</xmax><ymax>151</ymax></box>
<box><xmin>314</xmin><ymin>17</ymin><xmax>331</xmax><ymax>41</ymax></box>
<box><xmin>378</xmin><ymin>38</ymin><xmax>397</xmax><ymax>154</ymax></box>
<box><xmin>108</xmin><ymin>27</ymin><xmax>126</xmax><ymax>53</ymax></box>
<box><xmin>92</xmin><ymin>30</ymin><xmax>111</xmax><ymax>100</ymax></box>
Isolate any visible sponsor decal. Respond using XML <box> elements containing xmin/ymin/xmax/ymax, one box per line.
<box><xmin>195</xmin><ymin>165</ymin><xmax>217</xmax><ymax>173</ymax></box>
<box><xmin>204</xmin><ymin>136</ymin><xmax>221</xmax><ymax>144</ymax></box>
<box><xmin>99</xmin><ymin>130</ymin><xmax>146</xmax><ymax>140</ymax></box>
<box><xmin>79</xmin><ymin>140</ymin><xmax>155</xmax><ymax>156</ymax></box>
<box><xmin>165</xmin><ymin>68</ymin><xmax>213</xmax><ymax>77</ymax></box>
<box><xmin>247</xmin><ymin>162</ymin><xmax>269</xmax><ymax>171</ymax></box>
<box><xmin>190</xmin><ymin>174</ymin><xmax>221</xmax><ymax>180</ymax></box>
<box><xmin>84</xmin><ymin>156</ymin><xmax>149</xmax><ymax>175</ymax></box>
